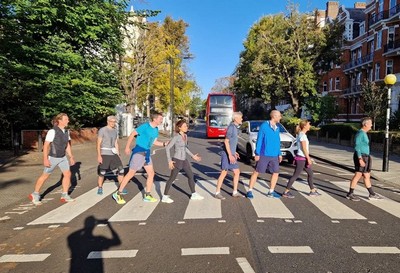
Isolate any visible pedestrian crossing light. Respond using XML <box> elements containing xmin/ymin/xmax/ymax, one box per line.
<box><xmin>382</xmin><ymin>74</ymin><xmax>397</xmax><ymax>172</ymax></box>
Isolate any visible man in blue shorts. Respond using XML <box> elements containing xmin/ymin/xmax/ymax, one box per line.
<box><xmin>246</xmin><ymin>110</ymin><xmax>282</xmax><ymax>199</ymax></box>
<box><xmin>215</xmin><ymin>112</ymin><xmax>243</xmax><ymax>200</ymax></box>
<box><xmin>112</xmin><ymin>111</ymin><xmax>167</xmax><ymax>204</ymax></box>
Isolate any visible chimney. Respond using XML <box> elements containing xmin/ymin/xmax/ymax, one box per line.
<box><xmin>326</xmin><ymin>1</ymin><xmax>339</xmax><ymax>20</ymax></box>
<box><xmin>354</xmin><ymin>2</ymin><xmax>366</xmax><ymax>9</ymax></box>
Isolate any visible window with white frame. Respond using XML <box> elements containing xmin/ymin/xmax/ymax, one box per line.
<box><xmin>360</xmin><ymin>22</ymin><xmax>365</xmax><ymax>36</ymax></box>
<box><xmin>386</xmin><ymin>60</ymin><xmax>393</xmax><ymax>75</ymax></box>
<box><xmin>335</xmin><ymin>77</ymin><xmax>340</xmax><ymax>90</ymax></box>
<box><xmin>323</xmin><ymin>82</ymin><xmax>327</xmax><ymax>92</ymax></box>
<box><xmin>376</xmin><ymin>30</ymin><xmax>382</xmax><ymax>49</ymax></box>
<box><xmin>388</xmin><ymin>27</ymin><xmax>395</xmax><ymax>49</ymax></box>
<box><xmin>329</xmin><ymin>78</ymin><xmax>333</xmax><ymax>91</ymax></box>
<box><xmin>375</xmin><ymin>63</ymin><xmax>380</xmax><ymax>80</ymax></box>
<box><xmin>368</xmin><ymin>68</ymin><xmax>373</xmax><ymax>81</ymax></box>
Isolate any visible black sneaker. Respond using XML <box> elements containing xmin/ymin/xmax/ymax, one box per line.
<box><xmin>346</xmin><ymin>193</ymin><xmax>360</xmax><ymax>201</ymax></box>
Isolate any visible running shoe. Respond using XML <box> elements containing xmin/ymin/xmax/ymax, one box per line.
<box><xmin>232</xmin><ymin>192</ymin><xmax>243</xmax><ymax>198</ymax></box>
<box><xmin>143</xmin><ymin>194</ymin><xmax>158</xmax><ymax>202</ymax></box>
<box><xmin>214</xmin><ymin>193</ymin><xmax>226</xmax><ymax>200</ymax></box>
<box><xmin>309</xmin><ymin>191</ymin><xmax>321</xmax><ymax>197</ymax></box>
<box><xmin>29</xmin><ymin>193</ymin><xmax>42</xmax><ymax>205</ymax></box>
<box><xmin>60</xmin><ymin>194</ymin><xmax>75</xmax><ymax>203</ymax></box>
<box><xmin>282</xmin><ymin>191</ymin><xmax>295</xmax><ymax>198</ymax></box>
<box><xmin>161</xmin><ymin>195</ymin><xmax>174</xmax><ymax>203</ymax></box>
<box><xmin>120</xmin><ymin>188</ymin><xmax>128</xmax><ymax>195</ymax></box>
<box><xmin>369</xmin><ymin>193</ymin><xmax>383</xmax><ymax>200</ymax></box>
<box><xmin>266</xmin><ymin>191</ymin><xmax>281</xmax><ymax>199</ymax></box>
<box><xmin>112</xmin><ymin>191</ymin><xmax>126</xmax><ymax>204</ymax></box>
<box><xmin>346</xmin><ymin>193</ymin><xmax>360</xmax><ymax>201</ymax></box>
<box><xmin>246</xmin><ymin>191</ymin><xmax>254</xmax><ymax>199</ymax></box>
<box><xmin>97</xmin><ymin>187</ymin><xmax>103</xmax><ymax>195</ymax></box>
<box><xmin>191</xmin><ymin>192</ymin><xmax>204</xmax><ymax>200</ymax></box>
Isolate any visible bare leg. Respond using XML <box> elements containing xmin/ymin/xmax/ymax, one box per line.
<box><xmin>216</xmin><ymin>170</ymin><xmax>228</xmax><ymax>192</ymax></box>
<box><xmin>97</xmin><ymin>176</ymin><xmax>105</xmax><ymax>188</ymax></box>
<box><xmin>269</xmin><ymin>173</ymin><xmax>279</xmax><ymax>191</ymax></box>
<box><xmin>34</xmin><ymin>172</ymin><xmax>51</xmax><ymax>193</ymax></box>
<box><xmin>349</xmin><ymin>172</ymin><xmax>362</xmax><ymax>190</ymax></box>
<box><xmin>143</xmin><ymin>165</ymin><xmax>155</xmax><ymax>193</ymax></box>
<box><xmin>61</xmin><ymin>170</ymin><xmax>72</xmax><ymax>193</ymax></box>
<box><xmin>232</xmin><ymin>169</ymin><xmax>240</xmax><ymax>192</ymax></box>
<box><xmin>248</xmin><ymin>171</ymin><xmax>259</xmax><ymax>190</ymax></box>
<box><xmin>119</xmin><ymin>169</ymin><xmax>137</xmax><ymax>192</ymax></box>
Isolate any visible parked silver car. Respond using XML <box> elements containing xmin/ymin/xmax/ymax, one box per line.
<box><xmin>237</xmin><ymin>120</ymin><xmax>297</xmax><ymax>162</ymax></box>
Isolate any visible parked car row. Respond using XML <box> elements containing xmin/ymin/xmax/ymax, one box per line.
<box><xmin>237</xmin><ymin>120</ymin><xmax>297</xmax><ymax>162</ymax></box>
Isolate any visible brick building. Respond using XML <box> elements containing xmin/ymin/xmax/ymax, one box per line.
<box><xmin>320</xmin><ymin>0</ymin><xmax>400</xmax><ymax>122</ymax></box>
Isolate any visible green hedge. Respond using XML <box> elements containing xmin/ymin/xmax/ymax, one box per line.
<box><xmin>319</xmin><ymin>123</ymin><xmax>359</xmax><ymax>140</ymax></box>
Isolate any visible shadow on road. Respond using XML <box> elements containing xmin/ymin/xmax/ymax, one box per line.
<box><xmin>68</xmin><ymin>216</ymin><xmax>121</xmax><ymax>273</ymax></box>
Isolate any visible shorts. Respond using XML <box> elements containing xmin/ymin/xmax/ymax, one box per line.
<box><xmin>44</xmin><ymin>156</ymin><xmax>70</xmax><ymax>173</ymax></box>
<box><xmin>129</xmin><ymin>152</ymin><xmax>152</xmax><ymax>171</ymax></box>
<box><xmin>98</xmin><ymin>155</ymin><xmax>123</xmax><ymax>176</ymax></box>
<box><xmin>255</xmin><ymin>155</ymin><xmax>280</xmax><ymax>174</ymax></box>
<box><xmin>353</xmin><ymin>152</ymin><xmax>372</xmax><ymax>173</ymax></box>
<box><xmin>220</xmin><ymin>151</ymin><xmax>239</xmax><ymax>171</ymax></box>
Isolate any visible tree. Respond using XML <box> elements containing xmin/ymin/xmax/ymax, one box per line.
<box><xmin>360</xmin><ymin>80</ymin><xmax>385</xmax><ymax>130</ymax></box>
<box><xmin>211</xmin><ymin>76</ymin><xmax>236</xmax><ymax>93</ymax></box>
<box><xmin>234</xmin><ymin>4</ymin><xmax>343</xmax><ymax>117</ymax></box>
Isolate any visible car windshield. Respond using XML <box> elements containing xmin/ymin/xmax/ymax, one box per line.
<box><xmin>249</xmin><ymin>121</ymin><xmax>288</xmax><ymax>133</ymax></box>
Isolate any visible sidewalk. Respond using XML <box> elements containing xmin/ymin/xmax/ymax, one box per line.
<box><xmin>310</xmin><ymin>141</ymin><xmax>400</xmax><ymax>187</ymax></box>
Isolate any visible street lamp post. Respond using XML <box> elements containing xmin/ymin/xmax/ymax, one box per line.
<box><xmin>169</xmin><ymin>57</ymin><xmax>175</xmax><ymax>137</ymax></box>
<box><xmin>382</xmin><ymin>74</ymin><xmax>397</xmax><ymax>172</ymax></box>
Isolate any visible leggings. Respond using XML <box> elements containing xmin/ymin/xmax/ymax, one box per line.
<box><xmin>286</xmin><ymin>160</ymin><xmax>315</xmax><ymax>190</ymax></box>
<box><xmin>164</xmin><ymin>158</ymin><xmax>196</xmax><ymax>195</ymax></box>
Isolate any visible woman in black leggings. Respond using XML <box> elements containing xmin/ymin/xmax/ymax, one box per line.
<box><xmin>283</xmin><ymin>120</ymin><xmax>320</xmax><ymax>198</ymax></box>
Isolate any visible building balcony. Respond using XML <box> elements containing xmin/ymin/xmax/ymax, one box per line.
<box><xmin>341</xmin><ymin>85</ymin><xmax>362</xmax><ymax>97</ymax></box>
<box><xmin>342</xmin><ymin>53</ymin><xmax>374</xmax><ymax>73</ymax></box>
<box><xmin>369</xmin><ymin>4</ymin><xmax>400</xmax><ymax>28</ymax></box>
<box><xmin>383</xmin><ymin>39</ymin><xmax>400</xmax><ymax>57</ymax></box>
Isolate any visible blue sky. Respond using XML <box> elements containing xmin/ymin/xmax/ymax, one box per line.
<box><xmin>131</xmin><ymin>0</ymin><xmax>357</xmax><ymax>98</ymax></box>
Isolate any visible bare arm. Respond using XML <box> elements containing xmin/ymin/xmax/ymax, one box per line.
<box><xmin>97</xmin><ymin>136</ymin><xmax>103</xmax><ymax>163</ymax></box>
<box><xmin>43</xmin><ymin>141</ymin><xmax>51</xmax><ymax>167</ymax></box>
<box><xmin>124</xmin><ymin>131</ymin><xmax>138</xmax><ymax>155</ymax></box>
<box><xmin>66</xmin><ymin>141</ymin><xmax>75</xmax><ymax>166</ymax></box>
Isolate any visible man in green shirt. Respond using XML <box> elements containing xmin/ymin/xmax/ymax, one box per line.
<box><xmin>346</xmin><ymin>117</ymin><xmax>382</xmax><ymax>201</ymax></box>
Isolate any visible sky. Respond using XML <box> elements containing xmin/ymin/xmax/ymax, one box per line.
<box><xmin>131</xmin><ymin>0</ymin><xmax>358</xmax><ymax>98</ymax></box>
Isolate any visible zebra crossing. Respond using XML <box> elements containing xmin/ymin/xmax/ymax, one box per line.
<box><xmin>24</xmin><ymin>178</ymin><xmax>400</xmax><ymax>226</ymax></box>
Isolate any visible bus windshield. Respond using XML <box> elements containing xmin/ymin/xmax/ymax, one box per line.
<box><xmin>208</xmin><ymin>115</ymin><xmax>231</xmax><ymax>128</ymax></box>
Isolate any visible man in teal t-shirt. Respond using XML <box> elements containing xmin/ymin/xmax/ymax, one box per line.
<box><xmin>346</xmin><ymin>117</ymin><xmax>382</xmax><ymax>201</ymax></box>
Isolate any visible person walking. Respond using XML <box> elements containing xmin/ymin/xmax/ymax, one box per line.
<box><xmin>96</xmin><ymin>116</ymin><xmax>124</xmax><ymax>195</ymax></box>
<box><xmin>246</xmin><ymin>110</ymin><xmax>282</xmax><ymax>199</ymax></box>
<box><xmin>162</xmin><ymin>119</ymin><xmax>204</xmax><ymax>203</ymax></box>
<box><xmin>346</xmin><ymin>117</ymin><xmax>382</xmax><ymax>201</ymax></box>
<box><xmin>282</xmin><ymin>120</ymin><xmax>320</xmax><ymax>198</ymax></box>
<box><xmin>112</xmin><ymin>111</ymin><xmax>167</xmax><ymax>205</ymax></box>
<box><xmin>29</xmin><ymin>113</ymin><xmax>75</xmax><ymax>205</ymax></box>
<box><xmin>214</xmin><ymin>112</ymin><xmax>243</xmax><ymax>200</ymax></box>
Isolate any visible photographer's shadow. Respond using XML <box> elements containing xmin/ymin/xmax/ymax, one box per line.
<box><xmin>68</xmin><ymin>216</ymin><xmax>121</xmax><ymax>273</ymax></box>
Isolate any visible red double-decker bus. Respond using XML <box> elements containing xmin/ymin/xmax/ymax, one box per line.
<box><xmin>205</xmin><ymin>93</ymin><xmax>236</xmax><ymax>138</ymax></box>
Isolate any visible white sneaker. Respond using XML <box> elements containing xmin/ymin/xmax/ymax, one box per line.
<box><xmin>190</xmin><ymin>192</ymin><xmax>204</xmax><ymax>200</ymax></box>
<box><xmin>161</xmin><ymin>195</ymin><xmax>174</xmax><ymax>203</ymax></box>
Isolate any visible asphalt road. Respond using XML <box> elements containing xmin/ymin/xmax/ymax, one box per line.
<box><xmin>0</xmin><ymin>121</ymin><xmax>399</xmax><ymax>273</ymax></box>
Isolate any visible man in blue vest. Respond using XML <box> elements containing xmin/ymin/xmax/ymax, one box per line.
<box><xmin>29</xmin><ymin>113</ymin><xmax>76</xmax><ymax>205</ymax></box>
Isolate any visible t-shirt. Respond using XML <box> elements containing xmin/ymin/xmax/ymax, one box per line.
<box><xmin>225</xmin><ymin>122</ymin><xmax>239</xmax><ymax>155</ymax></box>
<box><xmin>296</xmin><ymin>132</ymin><xmax>309</xmax><ymax>157</ymax></box>
<box><xmin>98</xmin><ymin>126</ymin><xmax>118</xmax><ymax>155</ymax></box>
<box><xmin>354</xmin><ymin>129</ymin><xmax>370</xmax><ymax>157</ymax></box>
<box><xmin>134</xmin><ymin>122</ymin><xmax>159</xmax><ymax>149</ymax></box>
<box><xmin>45</xmin><ymin>128</ymin><xmax>70</xmax><ymax>142</ymax></box>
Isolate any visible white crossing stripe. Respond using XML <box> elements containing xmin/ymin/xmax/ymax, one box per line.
<box><xmin>243</xmin><ymin>179</ymin><xmax>294</xmax><ymax>219</ymax></box>
<box><xmin>331</xmin><ymin>181</ymin><xmax>400</xmax><ymax>219</ymax></box>
<box><xmin>181</xmin><ymin>247</ymin><xmax>230</xmax><ymax>255</ymax></box>
<box><xmin>292</xmin><ymin>181</ymin><xmax>366</xmax><ymax>219</ymax></box>
<box><xmin>236</xmin><ymin>257</ymin><xmax>256</xmax><ymax>273</ymax></box>
<box><xmin>87</xmin><ymin>250</ymin><xmax>138</xmax><ymax>259</ymax></box>
<box><xmin>352</xmin><ymin>246</ymin><xmax>400</xmax><ymax>254</ymax></box>
<box><xmin>268</xmin><ymin>246</ymin><xmax>314</xmax><ymax>253</ymax></box>
<box><xmin>184</xmin><ymin>180</ymin><xmax>221</xmax><ymax>219</ymax></box>
<box><xmin>0</xmin><ymin>254</ymin><xmax>51</xmax><ymax>263</ymax></box>
<box><xmin>108</xmin><ymin>182</ymin><xmax>165</xmax><ymax>222</ymax></box>
<box><xmin>28</xmin><ymin>183</ymin><xmax>117</xmax><ymax>225</ymax></box>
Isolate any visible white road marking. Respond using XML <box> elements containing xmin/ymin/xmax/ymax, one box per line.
<box><xmin>0</xmin><ymin>254</ymin><xmax>50</xmax><ymax>263</ymax></box>
<box><xmin>292</xmin><ymin>181</ymin><xmax>366</xmax><ymax>220</ymax></box>
<box><xmin>352</xmin><ymin>246</ymin><xmax>400</xmax><ymax>254</ymax></box>
<box><xmin>184</xmin><ymin>180</ymin><xmax>222</xmax><ymax>219</ymax></box>
<box><xmin>109</xmin><ymin>182</ymin><xmax>165</xmax><ymax>222</ymax></box>
<box><xmin>243</xmin><ymin>179</ymin><xmax>294</xmax><ymax>219</ymax></box>
<box><xmin>87</xmin><ymin>250</ymin><xmax>138</xmax><ymax>259</ymax></box>
<box><xmin>331</xmin><ymin>182</ymin><xmax>400</xmax><ymax>219</ymax></box>
<box><xmin>236</xmin><ymin>257</ymin><xmax>256</xmax><ymax>273</ymax></box>
<box><xmin>181</xmin><ymin>247</ymin><xmax>230</xmax><ymax>255</ymax></box>
<box><xmin>268</xmin><ymin>246</ymin><xmax>314</xmax><ymax>253</ymax></box>
<box><xmin>28</xmin><ymin>183</ymin><xmax>117</xmax><ymax>225</ymax></box>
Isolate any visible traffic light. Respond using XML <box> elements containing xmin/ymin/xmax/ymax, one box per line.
<box><xmin>149</xmin><ymin>94</ymin><xmax>154</xmax><ymax>110</ymax></box>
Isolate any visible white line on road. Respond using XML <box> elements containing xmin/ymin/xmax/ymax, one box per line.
<box><xmin>87</xmin><ymin>250</ymin><xmax>138</xmax><ymax>259</ymax></box>
<box><xmin>0</xmin><ymin>254</ymin><xmax>51</xmax><ymax>263</ymax></box>
<box><xmin>181</xmin><ymin>247</ymin><xmax>230</xmax><ymax>256</ymax></box>
<box><xmin>352</xmin><ymin>246</ymin><xmax>400</xmax><ymax>254</ymax></box>
<box><xmin>268</xmin><ymin>246</ymin><xmax>314</xmax><ymax>253</ymax></box>
<box><xmin>236</xmin><ymin>257</ymin><xmax>256</xmax><ymax>273</ymax></box>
